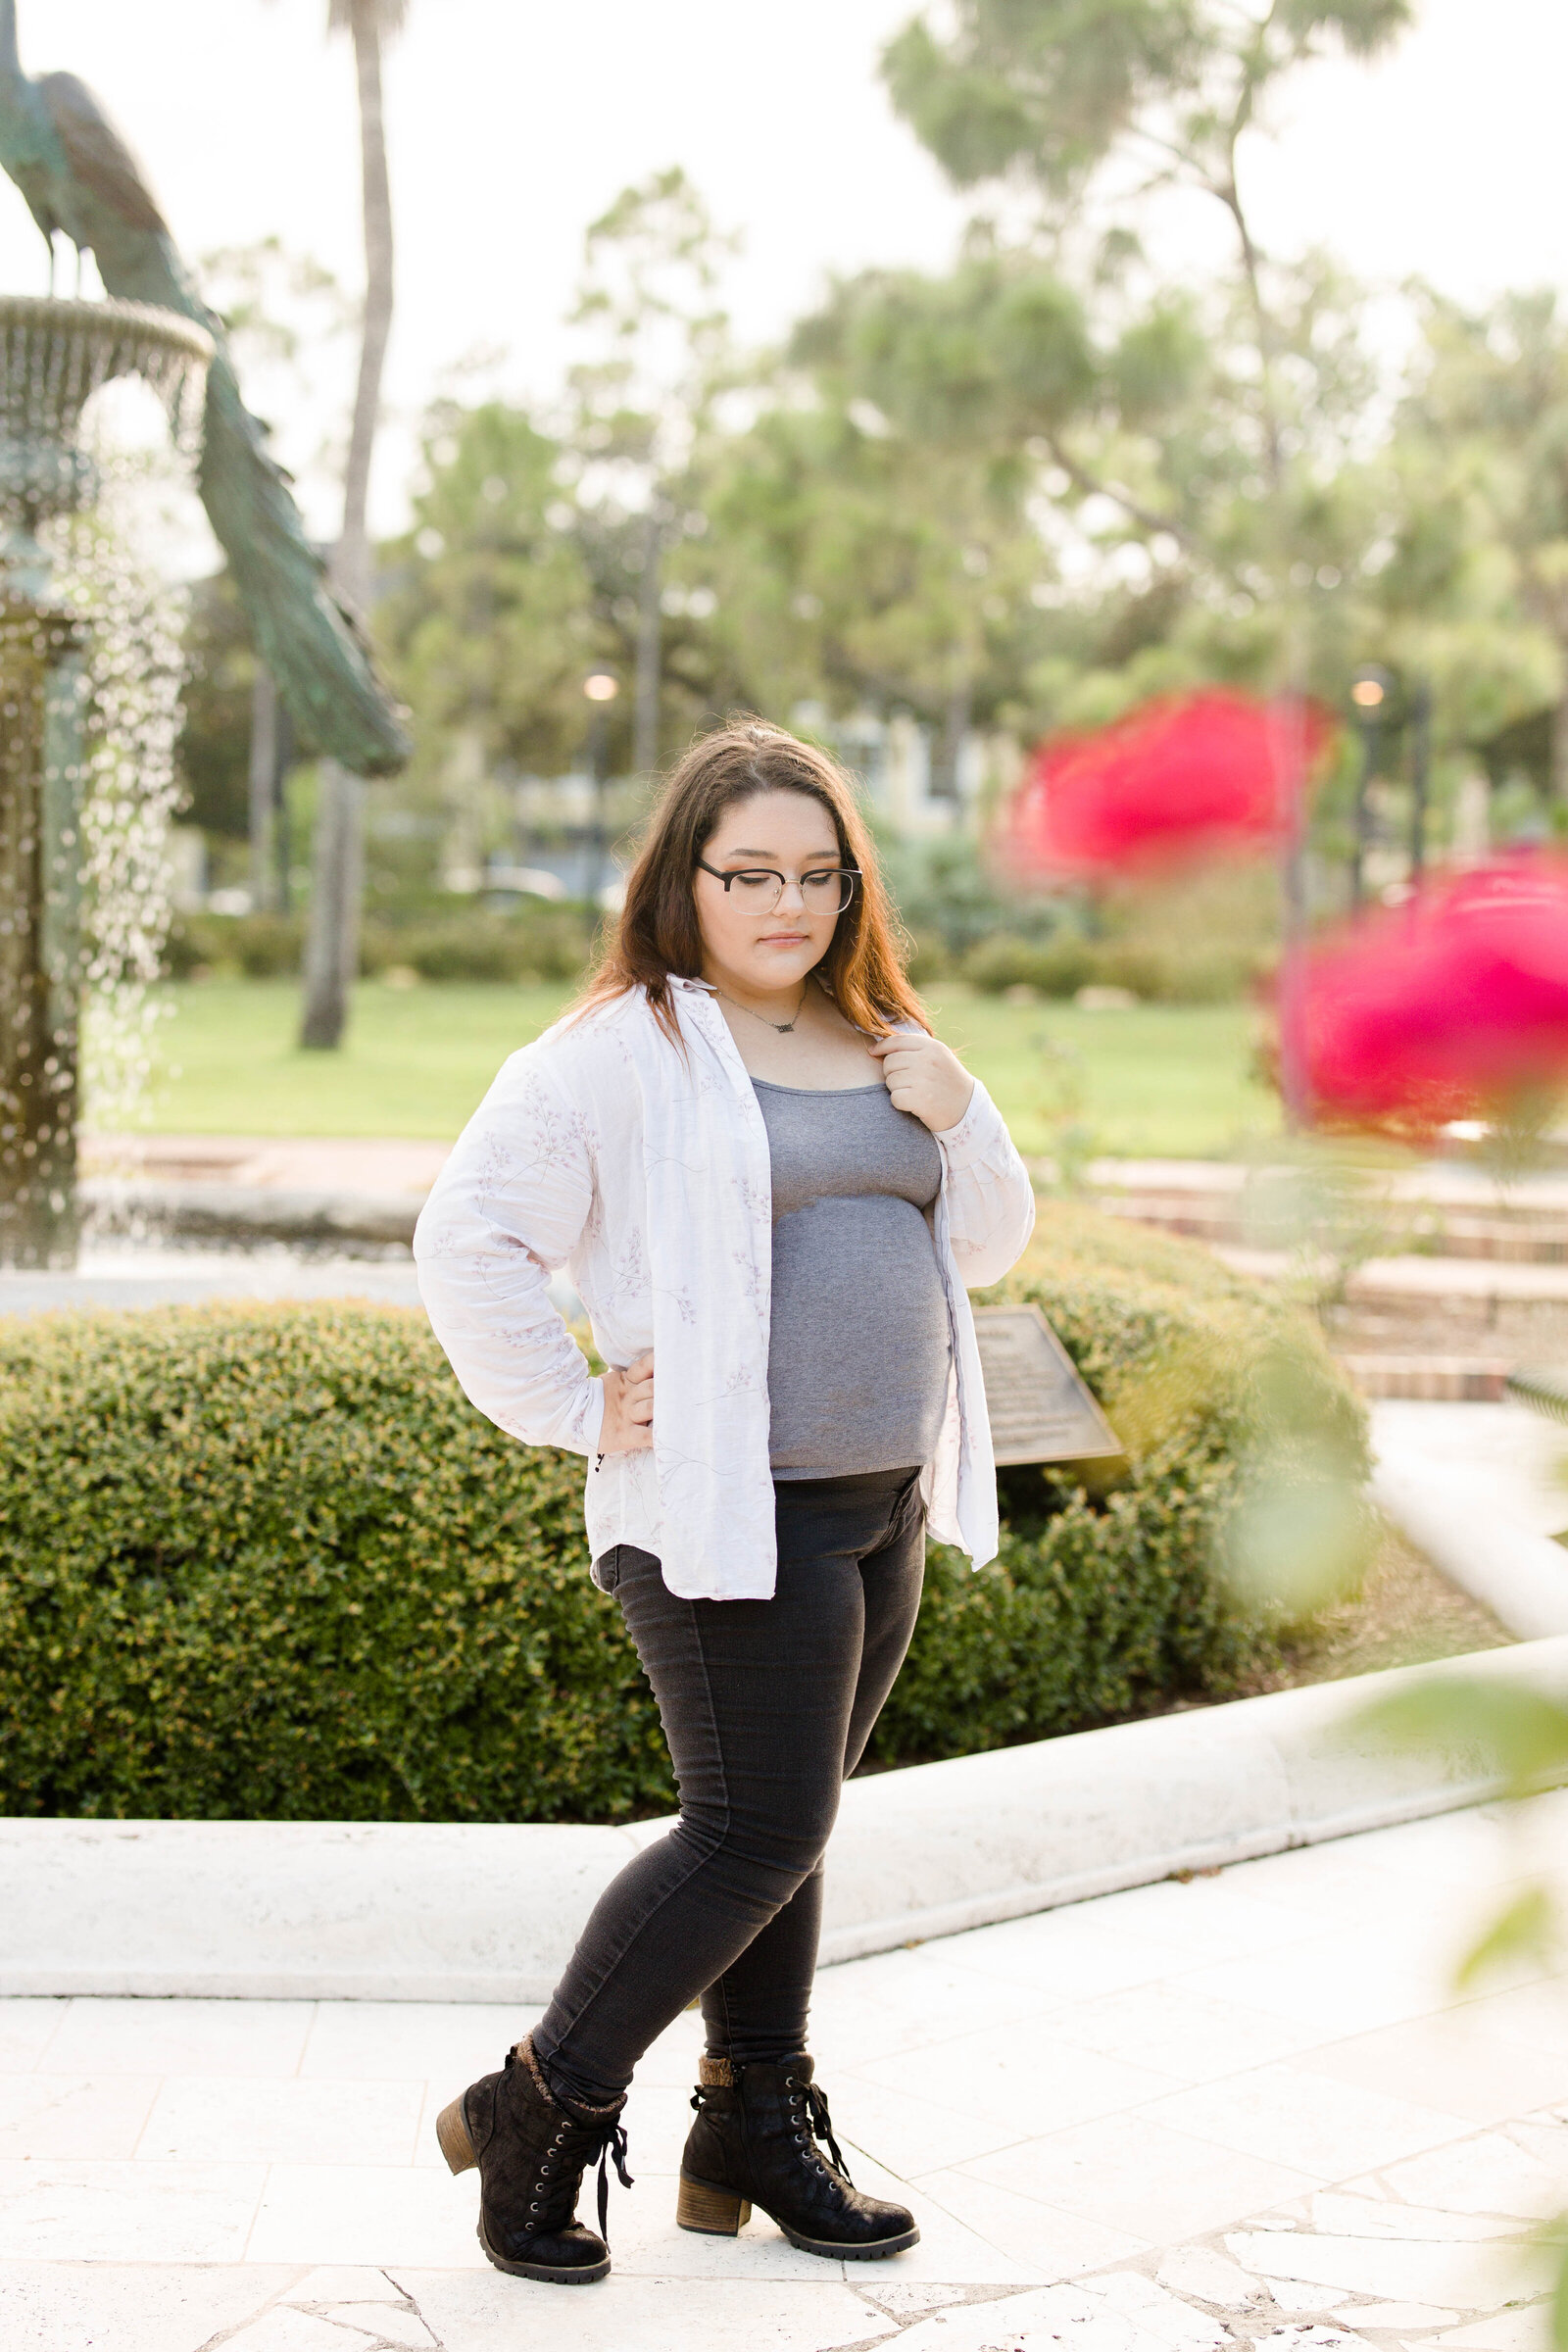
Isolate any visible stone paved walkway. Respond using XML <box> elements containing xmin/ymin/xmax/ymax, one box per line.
<box><xmin>2</xmin><ymin>1791</ymin><xmax>1563</xmax><ymax>2350</ymax></box>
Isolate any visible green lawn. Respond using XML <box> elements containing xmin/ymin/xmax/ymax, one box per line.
<box><xmin>923</xmin><ymin>988</ymin><xmax>1280</xmax><ymax>1160</ymax></box>
<box><xmin>118</xmin><ymin>978</ymin><xmax>1283</xmax><ymax>1159</ymax></box>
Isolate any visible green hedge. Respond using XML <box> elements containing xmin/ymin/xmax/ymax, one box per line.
<box><xmin>0</xmin><ymin>1209</ymin><xmax>1369</xmax><ymax>1821</ymax></box>
<box><xmin>872</xmin><ymin>1208</ymin><xmax>1370</xmax><ymax>1762</ymax></box>
<box><xmin>165</xmin><ymin>908</ymin><xmax>588</xmax><ymax>985</ymax></box>
<box><xmin>368</xmin><ymin>913</ymin><xmax>585</xmax><ymax>984</ymax></box>
<box><xmin>961</xmin><ymin>931</ymin><xmax>1258</xmax><ymax>1004</ymax></box>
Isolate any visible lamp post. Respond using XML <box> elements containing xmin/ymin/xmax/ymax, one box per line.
<box><xmin>1270</xmin><ymin>697</ymin><xmax>1312</xmax><ymax>1135</ymax></box>
<box><xmin>1408</xmin><ymin>676</ymin><xmax>1433</xmax><ymax>880</ymax></box>
<box><xmin>1349</xmin><ymin>665</ymin><xmax>1394</xmax><ymax>911</ymax></box>
<box><xmin>583</xmin><ymin>670</ymin><xmax>619</xmax><ymax>911</ymax></box>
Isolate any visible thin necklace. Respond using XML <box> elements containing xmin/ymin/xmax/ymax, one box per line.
<box><xmin>713</xmin><ymin>980</ymin><xmax>808</xmax><ymax>1035</ymax></box>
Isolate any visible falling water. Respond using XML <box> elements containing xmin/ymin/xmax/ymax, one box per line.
<box><xmin>47</xmin><ymin>452</ymin><xmax>191</xmax><ymax>1140</ymax></box>
<box><xmin>0</xmin><ymin>295</ymin><xmax>211</xmax><ymax>1264</ymax></box>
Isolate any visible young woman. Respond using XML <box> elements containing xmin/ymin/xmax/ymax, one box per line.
<box><xmin>415</xmin><ymin>719</ymin><xmax>1035</xmax><ymax>2286</ymax></box>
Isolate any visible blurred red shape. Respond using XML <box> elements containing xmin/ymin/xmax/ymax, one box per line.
<box><xmin>1298</xmin><ymin>858</ymin><xmax>1568</xmax><ymax>1136</ymax></box>
<box><xmin>1009</xmin><ymin>690</ymin><xmax>1329</xmax><ymax>878</ymax></box>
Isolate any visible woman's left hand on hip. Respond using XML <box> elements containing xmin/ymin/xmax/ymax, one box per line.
<box><xmin>868</xmin><ymin>1032</ymin><xmax>975</xmax><ymax>1133</ymax></box>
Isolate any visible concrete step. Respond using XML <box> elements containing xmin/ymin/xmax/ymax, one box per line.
<box><xmin>10</xmin><ymin>1641</ymin><xmax>1567</xmax><ymax>1997</ymax></box>
<box><xmin>1507</xmin><ymin>1364</ymin><xmax>1568</xmax><ymax>1421</ymax></box>
<box><xmin>1096</xmin><ymin>1191</ymin><xmax>1568</xmax><ymax>1264</ymax></box>
<box><xmin>1216</xmin><ymin>1243</ymin><xmax>1568</xmax><ymax>1305</ymax></box>
<box><xmin>1339</xmin><ymin>1354</ymin><xmax>1512</xmax><ymax>1402</ymax></box>
<box><xmin>1075</xmin><ymin>1152</ymin><xmax>1568</xmax><ymax>1212</ymax></box>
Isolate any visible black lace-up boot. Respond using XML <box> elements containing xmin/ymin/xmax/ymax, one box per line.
<box><xmin>677</xmin><ymin>2052</ymin><xmax>918</xmax><ymax>2260</ymax></box>
<box><xmin>436</xmin><ymin>2034</ymin><xmax>632</xmax><ymax>2285</ymax></box>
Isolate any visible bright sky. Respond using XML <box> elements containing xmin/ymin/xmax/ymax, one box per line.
<box><xmin>0</xmin><ymin>0</ymin><xmax>1561</xmax><ymax>547</ymax></box>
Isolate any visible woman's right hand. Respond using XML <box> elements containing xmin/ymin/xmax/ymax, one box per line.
<box><xmin>599</xmin><ymin>1349</ymin><xmax>655</xmax><ymax>1452</ymax></box>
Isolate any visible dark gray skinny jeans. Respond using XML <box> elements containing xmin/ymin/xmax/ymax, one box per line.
<box><xmin>532</xmin><ymin>1466</ymin><xmax>927</xmax><ymax>2110</ymax></box>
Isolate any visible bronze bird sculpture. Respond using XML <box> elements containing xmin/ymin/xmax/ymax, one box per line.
<box><xmin>0</xmin><ymin>0</ymin><xmax>410</xmax><ymax>775</ymax></box>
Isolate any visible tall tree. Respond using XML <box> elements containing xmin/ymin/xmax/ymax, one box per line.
<box><xmin>1392</xmin><ymin>289</ymin><xmax>1568</xmax><ymax>807</ymax></box>
<box><xmin>786</xmin><ymin>241</ymin><xmax>1387</xmax><ymax>726</ymax></box>
<box><xmin>879</xmin><ymin>1</ymin><xmax>1412</xmax><ymax>642</ymax></box>
<box><xmin>566</xmin><ymin>168</ymin><xmax>736</xmax><ymax>775</ymax></box>
<box><xmin>194</xmin><ymin>239</ymin><xmax>355</xmax><ymax>908</ymax></box>
<box><xmin>381</xmin><ymin>403</ymin><xmax>598</xmax><ymax>784</ymax></box>
<box><xmin>300</xmin><ymin>0</ymin><xmax>407</xmax><ymax>1049</ymax></box>
<box><xmin>694</xmin><ymin>339</ymin><xmax>1058</xmax><ymax>745</ymax></box>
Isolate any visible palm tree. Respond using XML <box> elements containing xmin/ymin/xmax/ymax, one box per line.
<box><xmin>300</xmin><ymin>0</ymin><xmax>408</xmax><ymax>1050</ymax></box>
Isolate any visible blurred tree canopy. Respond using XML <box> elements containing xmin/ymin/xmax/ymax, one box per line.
<box><xmin>180</xmin><ymin>13</ymin><xmax>1568</xmax><ymax>912</ymax></box>
<box><xmin>178</xmin><ymin>568</ymin><xmax>259</xmax><ymax>841</ymax></box>
<box><xmin>379</xmin><ymin>407</ymin><xmax>596</xmax><ymax>784</ymax></box>
<box><xmin>875</xmin><ymin>0</ymin><xmax>1411</xmax><ymax>690</ymax></box>
<box><xmin>1385</xmin><ymin>290</ymin><xmax>1568</xmax><ymax>795</ymax></box>
<box><xmin>879</xmin><ymin>1</ymin><xmax>1413</xmax><ymax>225</ymax></box>
<box><xmin>783</xmin><ymin>245</ymin><xmax>1387</xmax><ymax>722</ymax></box>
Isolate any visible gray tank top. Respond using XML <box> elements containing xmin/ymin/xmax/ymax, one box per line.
<box><xmin>753</xmin><ymin>1078</ymin><xmax>952</xmax><ymax>1479</ymax></box>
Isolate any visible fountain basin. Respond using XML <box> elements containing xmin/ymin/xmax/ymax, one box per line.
<box><xmin>0</xmin><ymin>293</ymin><xmax>212</xmax><ymax>588</ymax></box>
<box><xmin>0</xmin><ymin>294</ymin><xmax>212</xmax><ymax>481</ymax></box>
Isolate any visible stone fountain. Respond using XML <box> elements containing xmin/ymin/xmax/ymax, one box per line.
<box><xmin>0</xmin><ymin>293</ymin><xmax>211</xmax><ymax>1267</ymax></box>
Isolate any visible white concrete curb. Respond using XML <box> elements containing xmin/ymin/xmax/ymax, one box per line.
<box><xmin>5</xmin><ymin>1638</ymin><xmax>1563</xmax><ymax>2002</ymax></box>
<box><xmin>1372</xmin><ymin>1445</ymin><xmax>1568</xmax><ymax>1640</ymax></box>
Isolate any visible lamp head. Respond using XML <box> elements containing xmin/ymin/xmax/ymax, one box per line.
<box><xmin>1350</xmin><ymin>663</ymin><xmax>1399</xmax><ymax>717</ymax></box>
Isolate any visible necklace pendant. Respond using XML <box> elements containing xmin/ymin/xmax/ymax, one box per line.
<box><xmin>715</xmin><ymin>982</ymin><xmax>808</xmax><ymax>1035</ymax></box>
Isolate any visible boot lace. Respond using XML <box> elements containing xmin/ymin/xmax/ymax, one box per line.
<box><xmin>589</xmin><ymin>2115</ymin><xmax>634</xmax><ymax>2245</ymax></box>
<box><xmin>786</xmin><ymin>2073</ymin><xmax>854</xmax><ymax>2184</ymax></box>
<box><xmin>690</xmin><ymin>2068</ymin><xmax>854</xmax><ymax>2187</ymax></box>
<box><xmin>528</xmin><ymin>2110</ymin><xmax>634</xmax><ymax>2248</ymax></box>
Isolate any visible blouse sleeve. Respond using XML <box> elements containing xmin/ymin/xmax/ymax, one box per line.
<box><xmin>413</xmin><ymin>1051</ymin><xmax>606</xmax><ymax>1456</ymax></box>
<box><xmin>934</xmin><ymin>1077</ymin><xmax>1037</xmax><ymax>1289</ymax></box>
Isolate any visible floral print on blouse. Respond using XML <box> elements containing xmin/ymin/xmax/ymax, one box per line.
<box><xmin>414</xmin><ymin>977</ymin><xmax>1036</xmax><ymax>1600</ymax></box>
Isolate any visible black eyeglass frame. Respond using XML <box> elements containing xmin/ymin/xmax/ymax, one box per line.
<box><xmin>694</xmin><ymin>858</ymin><xmax>861</xmax><ymax>914</ymax></box>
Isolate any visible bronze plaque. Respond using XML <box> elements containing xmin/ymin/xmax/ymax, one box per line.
<box><xmin>973</xmin><ymin>1303</ymin><xmax>1121</xmax><ymax>1465</ymax></box>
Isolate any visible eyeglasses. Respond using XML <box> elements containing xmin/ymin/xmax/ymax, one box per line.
<box><xmin>696</xmin><ymin>858</ymin><xmax>860</xmax><ymax>915</ymax></box>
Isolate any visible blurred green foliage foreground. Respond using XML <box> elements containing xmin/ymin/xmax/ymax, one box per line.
<box><xmin>0</xmin><ymin>1209</ymin><xmax>1368</xmax><ymax>1823</ymax></box>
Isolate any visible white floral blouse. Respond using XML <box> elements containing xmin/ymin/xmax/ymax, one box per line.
<box><xmin>414</xmin><ymin>977</ymin><xmax>1037</xmax><ymax>1600</ymax></box>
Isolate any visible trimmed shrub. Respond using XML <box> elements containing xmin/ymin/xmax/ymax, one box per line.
<box><xmin>903</xmin><ymin>929</ymin><xmax>955</xmax><ymax>985</ymax></box>
<box><xmin>386</xmin><ymin>914</ymin><xmax>587</xmax><ymax>985</ymax></box>
<box><xmin>1092</xmin><ymin>939</ymin><xmax>1256</xmax><ymax>1006</ymax></box>
<box><xmin>961</xmin><ymin>933</ymin><xmax>1097</xmax><ymax>999</ymax></box>
<box><xmin>0</xmin><ymin>1210</ymin><xmax>1369</xmax><ymax>1821</ymax></box>
<box><xmin>960</xmin><ymin>931</ymin><xmax>1258</xmax><ymax>1004</ymax></box>
<box><xmin>0</xmin><ymin>1306</ymin><xmax>668</xmax><ymax>1824</ymax></box>
<box><xmin>872</xmin><ymin>1207</ymin><xmax>1371</xmax><ymax>1762</ymax></box>
<box><xmin>165</xmin><ymin>912</ymin><xmax>304</xmax><ymax>980</ymax></box>
<box><xmin>164</xmin><ymin>909</ymin><xmax>590</xmax><ymax>987</ymax></box>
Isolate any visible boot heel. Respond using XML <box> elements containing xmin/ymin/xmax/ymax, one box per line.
<box><xmin>435</xmin><ymin>2095</ymin><xmax>477</xmax><ymax>2175</ymax></box>
<box><xmin>677</xmin><ymin>2173</ymin><xmax>752</xmax><ymax>2235</ymax></box>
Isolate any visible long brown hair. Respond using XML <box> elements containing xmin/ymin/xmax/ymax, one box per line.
<box><xmin>573</xmin><ymin>718</ymin><xmax>931</xmax><ymax>1045</ymax></box>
